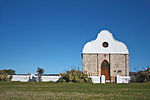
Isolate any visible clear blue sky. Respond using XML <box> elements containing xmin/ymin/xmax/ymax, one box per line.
<box><xmin>0</xmin><ymin>0</ymin><xmax>150</xmax><ymax>74</ymax></box>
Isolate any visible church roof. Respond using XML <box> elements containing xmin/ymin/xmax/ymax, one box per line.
<box><xmin>82</xmin><ymin>30</ymin><xmax>129</xmax><ymax>54</ymax></box>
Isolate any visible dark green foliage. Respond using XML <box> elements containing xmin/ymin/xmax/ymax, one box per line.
<box><xmin>0</xmin><ymin>69</ymin><xmax>15</xmax><ymax>75</ymax></box>
<box><xmin>37</xmin><ymin>67</ymin><xmax>44</xmax><ymax>82</ymax></box>
<box><xmin>58</xmin><ymin>69</ymin><xmax>92</xmax><ymax>83</ymax></box>
<box><xmin>132</xmin><ymin>68</ymin><xmax>150</xmax><ymax>82</ymax></box>
<box><xmin>0</xmin><ymin>70</ymin><xmax>12</xmax><ymax>81</ymax></box>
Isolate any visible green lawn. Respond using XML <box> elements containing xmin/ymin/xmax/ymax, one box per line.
<box><xmin>0</xmin><ymin>82</ymin><xmax>150</xmax><ymax>100</ymax></box>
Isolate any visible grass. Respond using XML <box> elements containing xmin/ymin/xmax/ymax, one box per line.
<box><xmin>0</xmin><ymin>82</ymin><xmax>150</xmax><ymax>100</ymax></box>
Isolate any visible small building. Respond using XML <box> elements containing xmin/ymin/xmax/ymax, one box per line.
<box><xmin>82</xmin><ymin>30</ymin><xmax>129</xmax><ymax>82</ymax></box>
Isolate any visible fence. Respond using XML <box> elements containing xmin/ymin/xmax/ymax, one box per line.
<box><xmin>11</xmin><ymin>74</ymin><xmax>130</xmax><ymax>83</ymax></box>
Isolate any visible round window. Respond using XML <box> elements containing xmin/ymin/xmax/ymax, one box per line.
<box><xmin>102</xmin><ymin>42</ymin><xmax>109</xmax><ymax>48</ymax></box>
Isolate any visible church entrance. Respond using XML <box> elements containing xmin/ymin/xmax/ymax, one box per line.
<box><xmin>101</xmin><ymin>60</ymin><xmax>110</xmax><ymax>80</ymax></box>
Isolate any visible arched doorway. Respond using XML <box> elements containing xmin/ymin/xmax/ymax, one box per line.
<box><xmin>101</xmin><ymin>60</ymin><xmax>110</xmax><ymax>80</ymax></box>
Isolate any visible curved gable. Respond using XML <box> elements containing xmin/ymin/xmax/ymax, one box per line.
<box><xmin>82</xmin><ymin>30</ymin><xmax>129</xmax><ymax>54</ymax></box>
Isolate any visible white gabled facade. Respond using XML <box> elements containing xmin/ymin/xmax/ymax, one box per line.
<box><xmin>82</xmin><ymin>30</ymin><xmax>130</xmax><ymax>83</ymax></box>
<box><xmin>82</xmin><ymin>30</ymin><xmax>129</xmax><ymax>54</ymax></box>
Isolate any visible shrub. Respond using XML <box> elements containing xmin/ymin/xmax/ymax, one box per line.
<box><xmin>58</xmin><ymin>69</ymin><xmax>92</xmax><ymax>83</ymax></box>
<box><xmin>0</xmin><ymin>70</ymin><xmax>12</xmax><ymax>81</ymax></box>
<box><xmin>133</xmin><ymin>68</ymin><xmax>150</xmax><ymax>83</ymax></box>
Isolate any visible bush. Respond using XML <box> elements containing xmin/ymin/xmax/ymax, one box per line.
<box><xmin>132</xmin><ymin>68</ymin><xmax>150</xmax><ymax>83</ymax></box>
<box><xmin>0</xmin><ymin>70</ymin><xmax>12</xmax><ymax>81</ymax></box>
<box><xmin>57</xmin><ymin>69</ymin><xmax>92</xmax><ymax>83</ymax></box>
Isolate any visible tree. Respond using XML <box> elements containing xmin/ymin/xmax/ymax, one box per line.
<box><xmin>132</xmin><ymin>67</ymin><xmax>150</xmax><ymax>82</ymax></box>
<box><xmin>1</xmin><ymin>69</ymin><xmax>15</xmax><ymax>75</ymax></box>
<box><xmin>37</xmin><ymin>67</ymin><xmax>44</xmax><ymax>82</ymax></box>
<box><xmin>0</xmin><ymin>69</ymin><xmax>15</xmax><ymax>82</ymax></box>
<box><xmin>0</xmin><ymin>70</ymin><xmax>12</xmax><ymax>81</ymax></box>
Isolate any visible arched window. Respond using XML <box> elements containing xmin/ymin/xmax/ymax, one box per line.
<box><xmin>101</xmin><ymin>60</ymin><xmax>109</xmax><ymax>68</ymax></box>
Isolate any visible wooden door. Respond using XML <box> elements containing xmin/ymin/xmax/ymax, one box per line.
<box><xmin>101</xmin><ymin>60</ymin><xmax>110</xmax><ymax>80</ymax></box>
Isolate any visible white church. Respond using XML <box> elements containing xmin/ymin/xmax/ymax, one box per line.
<box><xmin>82</xmin><ymin>30</ymin><xmax>130</xmax><ymax>83</ymax></box>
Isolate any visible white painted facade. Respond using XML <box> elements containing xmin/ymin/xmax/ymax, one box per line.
<box><xmin>82</xmin><ymin>30</ymin><xmax>129</xmax><ymax>54</ymax></box>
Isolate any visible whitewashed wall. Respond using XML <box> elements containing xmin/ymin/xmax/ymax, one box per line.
<box><xmin>12</xmin><ymin>75</ymin><xmax>101</xmax><ymax>83</ymax></box>
<box><xmin>116</xmin><ymin>75</ymin><xmax>130</xmax><ymax>83</ymax></box>
<box><xmin>11</xmin><ymin>75</ymin><xmax>30</xmax><ymax>82</ymax></box>
<box><xmin>89</xmin><ymin>76</ymin><xmax>100</xmax><ymax>83</ymax></box>
<box><xmin>11</xmin><ymin>75</ymin><xmax>130</xmax><ymax>83</ymax></box>
<box><xmin>11</xmin><ymin>75</ymin><xmax>60</xmax><ymax>82</ymax></box>
<box><xmin>41</xmin><ymin>76</ymin><xmax>60</xmax><ymax>82</ymax></box>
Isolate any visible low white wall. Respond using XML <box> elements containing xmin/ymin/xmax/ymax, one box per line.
<box><xmin>116</xmin><ymin>75</ymin><xmax>130</xmax><ymax>83</ymax></box>
<box><xmin>89</xmin><ymin>76</ymin><xmax>100</xmax><ymax>83</ymax></box>
<box><xmin>11</xmin><ymin>75</ymin><xmax>30</xmax><ymax>82</ymax></box>
<box><xmin>41</xmin><ymin>76</ymin><xmax>60</xmax><ymax>82</ymax></box>
<box><xmin>120</xmin><ymin>76</ymin><xmax>130</xmax><ymax>83</ymax></box>
<box><xmin>90</xmin><ymin>75</ymin><xmax>130</xmax><ymax>83</ymax></box>
<box><xmin>11</xmin><ymin>75</ymin><xmax>60</xmax><ymax>82</ymax></box>
<box><xmin>11</xmin><ymin>75</ymin><xmax>130</xmax><ymax>83</ymax></box>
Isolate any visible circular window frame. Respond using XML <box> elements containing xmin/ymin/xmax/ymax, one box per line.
<box><xmin>102</xmin><ymin>42</ymin><xmax>109</xmax><ymax>48</ymax></box>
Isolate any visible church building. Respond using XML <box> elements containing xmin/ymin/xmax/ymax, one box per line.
<box><xmin>82</xmin><ymin>30</ymin><xmax>129</xmax><ymax>82</ymax></box>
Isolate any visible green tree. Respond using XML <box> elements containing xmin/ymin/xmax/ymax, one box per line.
<box><xmin>37</xmin><ymin>67</ymin><xmax>44</xmax><ymax>82</ymax></box>
<box><xmin>0</xmin><ymin>70</ymin><xmax>12</xmax><ymax>81</ymax></box>
<box><xmin>0</xmin><ymin>69</ymin><xmax>15</xmax><ymax>82</ymax></box>
<box><xmin>133</xmin><ymin>67</ymin><xmax>150</xmax><ymax>82</ymax></box>
<box><xmin>0</xmin><ymin>69</ymin><xmax>15</xmax><ymax>75</ymax></box>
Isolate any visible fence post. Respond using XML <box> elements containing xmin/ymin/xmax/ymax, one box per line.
<box><xmin>101</xmin><ymin>75</ymin><xmax>105</xmax><ymax>83</ymax></box>
<box><xmin>116</xmin><ymin>75</ymin><xmax>121</xmax><ymax>83</ymax></box>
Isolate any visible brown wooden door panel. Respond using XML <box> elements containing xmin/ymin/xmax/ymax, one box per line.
<box><xmin>101</xmin><ymin>60</ymin><xmax>110</xmax><ymax>80</ymax></box>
